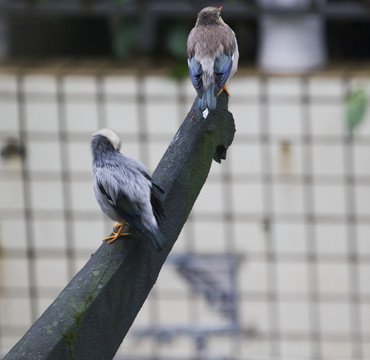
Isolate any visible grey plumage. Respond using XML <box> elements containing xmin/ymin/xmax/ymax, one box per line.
<box><xmin>187</xmin><ymin>6</ymin><xmax>239</xmax><ymax>113</ymax></box>
<box><xmin>91</xmin><ymin>128</ymin><xmax>166</xmax><ymax>251</ymax></box>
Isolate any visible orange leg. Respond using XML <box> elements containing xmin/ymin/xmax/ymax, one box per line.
<box><xmin>217</xmin><ymin>84</ymin><xmax>230</xmax><ymax>97</ymax></box>
<box><xmin>103</xmin><ymin>223</ymin><xmax>132</xmax><ymax>244</ymax></box>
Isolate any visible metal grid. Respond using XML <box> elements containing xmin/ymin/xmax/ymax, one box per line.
<box><xmin>0</xmin><ymin>63</ymin><xmax>370</xmax><ymax>359</ymax></box>
<box><xmin>1</xmin><ymin>0</ymin><xmax>370</xmax><ymax>19</ymax></box>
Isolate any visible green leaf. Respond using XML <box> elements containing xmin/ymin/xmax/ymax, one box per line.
<box><xmin>112</xmin><ymin>21</ymin><xmax>139</xmax><ymax>61</ymax></box>
<box><xmin>346</xmin><ymin>89</ymin><xmax>368</xmax><ymax>133</ymax></box>
<box><xmin>170</xmin><ymin>62</ymin><xmax>189</xmax><ymax>80</ymax></box>
<box><xmin>166</xmin><ymin>25</ymin><xmax>188</xmax><ymax>60</ymax></box>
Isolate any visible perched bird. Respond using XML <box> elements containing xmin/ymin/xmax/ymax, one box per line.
<box><xmin>91</xmin><ymin>129</ymin><xmax>166</xmax><ymax>251</ymax></box>
<box><xmin>187</xmin><ymin>6</ymin><xmax>239</xmax><ymax>117</ymax></box>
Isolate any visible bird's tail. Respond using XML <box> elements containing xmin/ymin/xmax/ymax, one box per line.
<box><xmin>147</xmin><ymin>228</ymin><xmax>167</xmax><ymax>252</ymax></box>
<box><xmin>198</xmin><ymin>84</ymin><xmax>217</xmax><ymax>111</ymax></box>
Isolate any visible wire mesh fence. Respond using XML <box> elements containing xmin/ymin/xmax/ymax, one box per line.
<box><xmin>0</xmin><ymin>62</ymin><xmax>369</xmax><ymax>359</ymax></box>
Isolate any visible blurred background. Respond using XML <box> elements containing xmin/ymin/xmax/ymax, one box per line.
<box><xmin>0</xmin><ymin>0</ymin><xmax>370</xmax><ymax>359</ymax></box>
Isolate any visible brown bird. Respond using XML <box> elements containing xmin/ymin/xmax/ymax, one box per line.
<box><xmin>187</xmin><ymin>6</ymin><xmax>239</xmax><ymax>116</ymax></box>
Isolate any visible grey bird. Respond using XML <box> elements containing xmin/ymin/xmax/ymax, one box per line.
<box><xmin>187</xmin><ymin>6</ymin><xmax>239</xmax><ymax>116</ymax></box>
<box><xmin>91</xmin><ymin>128</ymin><xmax>166</xmax><ymax>251</ymax></box>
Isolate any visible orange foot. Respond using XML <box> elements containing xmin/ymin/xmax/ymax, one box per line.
<box><xmin>217</xmin><ymin>84</ymin><xmax>230</xmax><ymax>97</ymax></box>
<box><xmin>103</xmin><ymin>223</ymin><xmax>132</xmax><ymax>244</ymax></box>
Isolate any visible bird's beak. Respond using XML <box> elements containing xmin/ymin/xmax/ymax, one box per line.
<box><xmin>219</xmin><ymin>5</ymin><xmax>223</xmax><ymax>11</ymax></box>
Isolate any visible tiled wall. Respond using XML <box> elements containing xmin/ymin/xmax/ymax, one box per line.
<box><xmin>0</xmin><ymin>67</ymin><xmax>369</xmax><ymax>359</ymax></box>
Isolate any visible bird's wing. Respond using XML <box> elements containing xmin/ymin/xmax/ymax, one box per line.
<box><xmin>214</xmin><ymin>52</ymin><xmax>234</xmax><ymax>96</ymax></box>
<box><xmin>98</xmin><ymin>181</ymin><xmax>144</xmax><ymax>231</ymax></box>
<box><xmin>139</xmin><ymin>171</ymin><xmax>164</xmax><ymax>194</ymax></box>
<box><xmin>150</xmin><ymin>184</ymin><xmax>165</xmax><ymax>224</ymax></box>
<box><xmin>139</xmin><ymin>171</ymin><xmax>166</xmax><ymax>224</ymax></box>
<box><xmin>188</xmin><ymin>57</ymin><xmax>204</xmax><ymax>98</ymax></box>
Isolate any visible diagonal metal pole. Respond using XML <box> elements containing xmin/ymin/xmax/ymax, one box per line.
<box><xmin>4</xmin><ymin>91</ymin><xmax>235</xmax><ymax>360</ymax></box>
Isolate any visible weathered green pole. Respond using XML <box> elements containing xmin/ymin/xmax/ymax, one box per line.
<box><xmin>4</xmin><ymin>91</ymin><xmax>235</xmax><ymax>360</ymax></box>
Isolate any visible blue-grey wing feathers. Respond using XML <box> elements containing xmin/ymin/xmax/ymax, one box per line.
<box><xmin>187</xmin><ymin>8</ymin><xmax>239</xmax><ymax>112</ymax></box>
<box><xmin>97</xmin><ymin>181</ymin><xmax>144</xmax><ymax>232</ymax></box>
<box><xmin>199</xmin><ymin>84</ymin><xmax>216</xmax><ymax>111</ymax></box>
<box><xmin>147</xmin><ymin>230</ymin><xmax>166</xmax><ymax>252</ymax></box>
<box><xmin>188</xmin><ymin>57</ymin><xmax>203</xmax><ymax>98</ymax></box>
<box><xmin>189</xmin><ymin>53</ymin><xmax>233</xmax><ymax>111</ymax></box>
<box><xmin>92</xmin><ymin>130</ymin><xmax>167</xmax><ymax>251</ymax></box>
<box><xmin>139</xmin><ymin>170</ymin><xmax>166</xmax><ymax>224</ymax></box>
<box><xmin>214</xmin><ymin>53</ymin><xmax>233</xmax><ymax>95</ymax></box>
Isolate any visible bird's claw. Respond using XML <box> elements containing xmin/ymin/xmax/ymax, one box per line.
<box><xmin>104</xmin><ymin>232</ymin><xmax>132</xmax><ymax>244</ymax></box>
<box><xmin>113</xmin><ymin>222</ymin><xmax>123</xmax><ymax>229</ymax></box>
<box><xmin>217</xmin><ymin>85</ymin><xmax>230</xmax><ymax>97</ymax></box>
<box><xmin>102</xmin><ymin>223</ymin><xmax>132</xmax><ymax>244</ymax></box>
<box><xmin>102</xmin><ymin>232</ymin><xmax>132</xmax><ymax>244</ymax></box>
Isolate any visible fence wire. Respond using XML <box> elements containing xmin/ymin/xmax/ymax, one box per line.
<box><xmin>0</xmin><ymin>62</ymin><xmax>369</xmax><ymax>359</ymax></box>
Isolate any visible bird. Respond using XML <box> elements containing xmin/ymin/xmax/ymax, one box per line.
<box><xmin>187</xmin><ymin>6</ymin><xmax>239</xmax><ymax>117</ymax></box>
<box><xmin>91</xmin><ymin>128</ymin><xmax>166</xmax><ymax>251</ymax></box>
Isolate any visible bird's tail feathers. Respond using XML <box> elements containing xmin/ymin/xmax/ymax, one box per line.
<box><xmin>198</xmin><ymin>85</ymin><xmax>217</xmax><ymax>111</ymax></box>
<box><xmin>147</xmin><ymin>229</ymin><xmax>167</xmax><ymax>252</ymax></box>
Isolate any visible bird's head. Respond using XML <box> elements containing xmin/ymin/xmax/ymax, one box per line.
<box><xmin>196</xmin><ymin>6</ymin><xmax>225</xmax><ymax>27</ymax></box>
<box><xmin>92</xmin><ymin>128</ymin><xmax>121</xmax><ymax>153</ymax></box>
